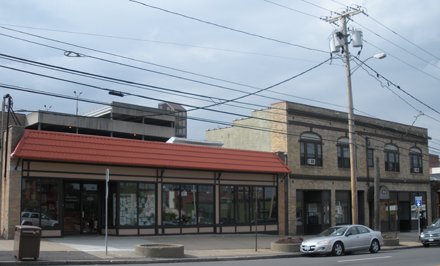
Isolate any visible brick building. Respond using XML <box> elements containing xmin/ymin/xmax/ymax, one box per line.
<box><xmin>206</xmin><ymin>101</ymin><xmax>431</xmax><ymax>235</ymax></box>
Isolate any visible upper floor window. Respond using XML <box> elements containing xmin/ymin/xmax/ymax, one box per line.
<box><xmin>384</xmin><ymin>144</ymin><xmax>400</xmax><ymax>172</ymax></box>
<box><xmin>367</xmin><ymin>148</ymin><xmax>374</xmax><ymax>167</ymax></box>
<box><xmin>337</xmin><ymin>137</ymin><xmax>350</xmax><ymax>168</ymax></box>
<box><xmin>409</xmin><ymin>147</ymin><xmax>423</xmax><ymax>173</ymax></box>
<box><xmin>300</xmin><ymin>132</ymin><xmax>322</xmax><ymax>166</ymax></box>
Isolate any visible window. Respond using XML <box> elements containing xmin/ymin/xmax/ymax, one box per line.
<box><xmin>162</xmin><ymin>184</ymin><xmax>214</xmax><ymax>226</ymax></box>
<box><xmin>409</xmin><ymin>147</ymin><xmax>423</xmax><ymax>173</ymax></box>
<box><xmin>219</xmin><ymin>185</ymin><xmax>277</xmax><ymax>226</ymax></box>
<box><xmin>367</xmin><ymin>148</ymin><xmax>374</xmax><ymax>167</ymax></box>
<box><xmin>384</xmin><ymin>144</ymin><xmax>400</xmax><ymax>172</ymax></box>
<box><xmin>220</xmin><ymin>186</ymin><xmax>235</xmax><ymax>225</ymax></box>
<box><xmin>337</xmin><ymin>137</ymin><xmax>350</xmax><ymax>168</ymax></box>
<box><xmin>300</xmin><ymin>132</ymin><xmax>322</xmax><ymax>166</ymax></box>
<box><xmin>138</xmin><ymin>183</ymin><xmax>156</xmax><ymax>226</ymax></box>
<box><xmin>336</xmin><ymin>191</ymin><xmax>351</xmax><ymax>225</ymax></box>
<box><xmin>21</xmin><ymin>178</ymin><xmax>60</xmax><ymax>229</ymax></box>
<box><xmin>119</xmin><ymin>182</ymin><xmax>137</xmax><ymax>226</ymax></box>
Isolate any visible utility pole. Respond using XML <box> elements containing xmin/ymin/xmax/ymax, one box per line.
<box><xmin>324</xmin><ymin>8</ymin><xmax>363</xmax><ymax>225</ymax></box>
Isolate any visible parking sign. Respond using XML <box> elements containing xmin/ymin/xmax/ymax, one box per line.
<box><xmin>415</xmin><ymin>196</ymin><xmax>422</xmax><ymax>207</ymax></box>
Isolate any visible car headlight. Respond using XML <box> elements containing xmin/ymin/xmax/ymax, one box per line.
<box><xmin>317</xmin><ymin>240</ymin><xmax>330</xmax><ymax>245</ymax></box>
<box><xmin>420</xmin><ymin>232</ymin><xmax>425</xmax><ymax>237</ymax></box>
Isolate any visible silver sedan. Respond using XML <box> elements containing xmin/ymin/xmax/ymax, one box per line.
<box><xmin>300</xmin><ymin>224</ymin><xmax>384</xmax><ymax>256</ymax></box>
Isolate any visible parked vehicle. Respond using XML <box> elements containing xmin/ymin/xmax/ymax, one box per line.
<box><xmin>300</xmin><ymin>224</ymin><xmax>384</xmax><ymax>256</ymax></box>
<box><xmin>21</xmin><ymin>212</ymin><xmax>59</xmax><ymax>227</ymax></box>
<box><xmin>420</xmin><ymin>218</ymin><xmax>440</xmax><ymax>247</ymax></box>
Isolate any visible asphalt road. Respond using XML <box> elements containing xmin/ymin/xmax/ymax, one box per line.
<box><xmin>95</xmin><ymin>247</ymin><xmax>440</xmax><ymax>266</ymax></box>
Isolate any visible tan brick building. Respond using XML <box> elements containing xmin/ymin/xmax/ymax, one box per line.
<box><xmin>207</xmin><ymin>101</ymin><xmax>431</xmax><ymax>235</ymax></box>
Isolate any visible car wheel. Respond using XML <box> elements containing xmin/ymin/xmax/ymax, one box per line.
<box><xmin>423</xmin><ymin>243</ymin><xmax>430</xmax><ymax>247</ymax></box>
<box><xmin>370</xmin><ymin>239</ymin><xmax>380</xmax><ymax>253</ymax></box>
<box><xmin>332</xmin><ymin>241</ymin><xmax>344</xmax><ymax>256</ymax></box>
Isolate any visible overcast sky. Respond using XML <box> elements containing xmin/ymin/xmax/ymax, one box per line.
<box><xmin>1</xmin><ymin>0</ymin><xmax>439</xmax><ymax>155</ymax></box>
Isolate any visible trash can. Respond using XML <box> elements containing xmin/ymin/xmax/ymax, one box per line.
<box><xmin>13</xmin><ymin>225</ymin><xmax>41</xmax><ymax>260</ymax></box>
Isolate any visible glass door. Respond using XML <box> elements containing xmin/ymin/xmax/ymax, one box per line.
<box><xmin>63</xmin><ymin>182</ymin><xmax>100</xmax><ymax>234</ymax></box>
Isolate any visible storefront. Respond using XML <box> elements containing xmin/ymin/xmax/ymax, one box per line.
<box><xmin>2</xmin><ymin>129</ymin><xmax>289</xmax><ymax>238</ymax></box>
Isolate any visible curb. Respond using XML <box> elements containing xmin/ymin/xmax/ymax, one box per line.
<box><xmin>0</xmin><ymin>244</ymin><xmax>423</xmax><ymax>265</ymax></box>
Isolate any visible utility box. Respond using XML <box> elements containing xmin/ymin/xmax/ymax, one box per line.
<box><xmin>13</xmin><ymin>225</ymin><xmax>41</xmax><ymax>260</ymax></box>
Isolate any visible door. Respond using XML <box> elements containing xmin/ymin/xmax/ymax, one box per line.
<box><xmin>398</xmin><ymin>201</ymin><xmax>411</xmax><ymax>231</ymax></box>
<box><xmin>63</xmin><ymin>182</ymin><xmax>100</xmax><ymax>234</ymax></box>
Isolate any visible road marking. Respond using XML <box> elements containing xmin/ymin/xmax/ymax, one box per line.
<box><xmin>337</xmin><ymin>256</ymin><xmax>392</xmax><ymax>263</ymax></box>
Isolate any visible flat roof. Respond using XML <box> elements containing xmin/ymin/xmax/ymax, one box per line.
<box><xmin>12</xmin><ymin>130</ymin><xmax>290</xmax><ymax>174</ymax></box>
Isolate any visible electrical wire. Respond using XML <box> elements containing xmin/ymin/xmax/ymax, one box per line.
<box><xmin>0</xmin><ymin>23</ymin><xmax>318</xmax><ymax>63</ymax></box>
<box><xmin>128</xmin><ymin>0</ymin><xmax>328</xmax><ymax>54</ymax></box>
<box><xmin>3</xmin><ymin>82</ymin><xmax>434</xmax><ymax>161</ymax></box>
<box><xmin>263</xmin><ymin>0</ymin><xmax>322</xmax><ymax>19</ymax></box>
<box><xmin>0</xmin><ymin>27</ymin><xmax>347</xmax><ymax>114</ymax></box>
<box><xmin>360</xmin><ymin>58</ymin><xmax>440</xmax><ymax>117</ymax></box>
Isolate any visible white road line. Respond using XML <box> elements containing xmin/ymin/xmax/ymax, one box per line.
<box><xmin>337</xmin><ymin>256</ymin><xmax>392</xmax><ymax>263</ymax></box>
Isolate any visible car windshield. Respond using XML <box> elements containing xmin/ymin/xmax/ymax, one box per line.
<box><xmin>431</xmin><ymin>218</ymin><xmax>440</xmax><ymax>227</ymax></box>
<box><xmin>318</xmin><ymin>226</ymin><xmax>347</xmax><ymax>237</ymax></box>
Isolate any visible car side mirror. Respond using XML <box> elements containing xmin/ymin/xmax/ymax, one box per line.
<box><xmin>345</xmin><ymin>232</ymin><xmax>352</xmax><ymax>237</ymax></box>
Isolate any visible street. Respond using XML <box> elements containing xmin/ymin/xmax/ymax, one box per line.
<box><xmin>79</xmin><ymin>247</ymin><xmax>440</xmax><ymax>266</ymax></box>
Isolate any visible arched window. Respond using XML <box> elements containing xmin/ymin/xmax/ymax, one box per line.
<box><xmin>337</xmin><ymin>137</ymin><xmax>350</xmax><ymax>168</ymax></box>
<box><xmin>409</xmin><ymin>147</ymin><xmax>423</xmax><ymax>173</ymax></box>
<box><xmin>384</xmin><ymin>144</ymin><xmax>400</xmax><ymax>172</ymax></box>
<box><xmin>299</xmin><ymin>132</ymin><xmax>322</xmax><ymax>166</ymax></box>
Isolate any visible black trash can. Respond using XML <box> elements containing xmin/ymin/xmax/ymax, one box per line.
<box><xmin>13</xmin><ymin>225</ymin><xmax>41</xmax><ymax>260</ymax></box>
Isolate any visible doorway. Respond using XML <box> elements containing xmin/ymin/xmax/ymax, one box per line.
<box><xmin>63</xmin><ymin>182</ymin><xmax>100</xmax><ymax>234</ymax></box>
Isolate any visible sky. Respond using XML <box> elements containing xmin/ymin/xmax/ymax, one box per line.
<box><xmin>0</xmin><ymin>0</ymin><xmax>439</xmax><ymax>155</ymax></box>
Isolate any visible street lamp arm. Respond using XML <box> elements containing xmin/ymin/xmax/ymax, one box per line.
<box><xmin>351</xmin><ymin>53</ymin><xmax>386</xmax><ymax>75</ymax></box>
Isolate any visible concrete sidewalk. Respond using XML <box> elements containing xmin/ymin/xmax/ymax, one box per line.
<box><xmin>0</xmin><ymin>231</ymin><xmax>423</xmax><ymax>265</ymax></box>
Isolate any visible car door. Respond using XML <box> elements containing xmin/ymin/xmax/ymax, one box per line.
<box><xmin>343</xmin><ymin>226</ymin><xmax>361</xmax><ymax>251</ymax></box>
<box><xmin>355</xmin><ymin>226</ymin><xmax>372</xmax><ymax>249</ymax></box>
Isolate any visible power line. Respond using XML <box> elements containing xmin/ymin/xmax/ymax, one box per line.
<box><xmin>263</xmin><ymin>0</ymin><xmax>322</xmax><ymax>19</ymax></box>
<box><xmin>3</xmin><ymin>82</ymin><xmax>433</xmax><ymax>161</ymax></box>
<box><xmin>0</xmin><ymin>27</ymin><xmax>353</xmax><ymax>118</ymax></box>
<box><xmin>0</xmin><ymin>27</ymin><xmax>345</xmax><ymax>112</ymax></box>
<box><xmin>128</xmin><ymin>0</ymin><xmax>328</xmax><ymax>54</ymax></box>
<box><xmin>360</xmin><ymin>59</ymin><xmax>440</xmax><ymax>117</ymax></box>
<box><xmin>0</xmin><ymin>23</ymin><xmax>318</xmax><ymax>63</ymax></box>
<box><xmin>0</xmin><ymin>51</ymin><xmax>330</xmax><ymax>124</ymax></box>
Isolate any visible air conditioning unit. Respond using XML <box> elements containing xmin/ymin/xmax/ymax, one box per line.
<box><xmin>307</xmin><ymin>159</ymin><xmax>316</xmax><ymax>165</ymax></box>
<box><xmin>413</xmin><ymin>167</ymin><xmax>420</xmax><ymax>173</ymax></box>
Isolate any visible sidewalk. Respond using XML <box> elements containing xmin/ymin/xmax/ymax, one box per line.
<box><xmin>0</xmin><ymin>231</ymin><xmax>423</xmax><ymax>265</ymax></box>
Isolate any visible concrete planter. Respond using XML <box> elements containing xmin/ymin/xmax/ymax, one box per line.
<box><xmin>383</xmin><ymin>238</ymin><xmax>400</xmax><ymax>246</ymax></box>
<box><xmin>135</xmin><ymin>243</ymin><xmax>184</xmax><ymax>258</ymax></box>
<box><xmin>270</xmin><ymin>241</ymin><xmax>301</xmax><ymax>252</ymax></box>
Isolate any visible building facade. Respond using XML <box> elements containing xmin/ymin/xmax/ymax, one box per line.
<box><xmin>206</xmin><ymin>101</ymin><xmax>431</xmax><ymax>235</ymax></box>
<box><xmin>0</xmin><ymin>128</ymin><xmax>289</xmax><ymax>239</ymax></box>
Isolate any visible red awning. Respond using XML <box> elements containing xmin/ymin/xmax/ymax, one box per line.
<box><xmin>11</xmin><ymin>130</ymin><xmax>290</xmax><ymax>174</ymax></box>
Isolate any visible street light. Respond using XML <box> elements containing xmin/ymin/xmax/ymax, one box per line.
<box><xmin>351</xmin><ymin>53</ymin><xmax>386</xmax><ymax>74</ymax></box>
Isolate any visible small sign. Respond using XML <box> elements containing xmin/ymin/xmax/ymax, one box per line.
<box><xmin>415</xmin><ymin>196</ymin><xmax>423</xmax><ymax>207</ymax></box>
<box><xmin>379</xmin><ymin>186</ymin><xmax>390</xmax><ymax>200</ymax></box>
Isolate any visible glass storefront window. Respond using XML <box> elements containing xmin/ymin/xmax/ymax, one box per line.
<box><xmin>181</xmin><ymin>185</ymin><xmax>197</xmax><ymax>225</ymax></box>
<box><xmin>237</xmin><ymin>186</ymin><xmax>251</xmax><ymax>224</ymax></box>
<box><xmin>198</xmin><ymin>185</ymin><xmax>214</xmax><ymax>225</ymax></box>
<box><xmin>138</xmin><ymin>183</ymin><xmax>156</xmax><ymax>226</ymax></box>
<box><xmin>263</xmin><ymin>187</ymin><xmax>277</xmax><ymax>223</ymax></box>
<box><xmin>220</xmin><ymin>185</ymin><xmax>235</xmax><ymax>225</ymax></box>
<box><xmin>162</xmin><ymin>184</ymin><xmax>180</xmax><ymax>225</ymax></box>
<box><xmin>21</xmin><ymin>178</ymin><xmax>60</xmax><ymax>229</ymax></box>
<box><xmin>162</xmin><ymin>184</ymin><xmax>215</xmax><ymax>226</ymax></box>
<box><xmin>119</xmin><ymin>182</ymin><xmax>137</xmax><ymax>226</ymax></box>
<box><xmin>336</xmin><ymin>191</ymin><xmax>350</xmax><ymax>225</ymax></box>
